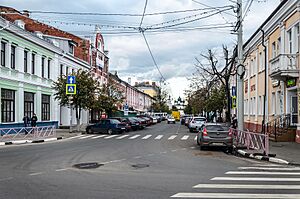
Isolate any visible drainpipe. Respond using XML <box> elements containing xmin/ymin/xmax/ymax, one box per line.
<box><xmin>261</xmin><ymin>29</ymin><xmax>267</xmax><ymax>134</ymax></box>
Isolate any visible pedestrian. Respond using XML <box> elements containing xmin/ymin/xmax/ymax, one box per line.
<box><xmin>23</xmin><ymin>115</ymin><xmax>30</xmax><ymax>135</ymax></box>
<box><xmin>231</xmin><ymin>114</ymin><xmax>238</xmax><ymax>129</ymax></box>
<box><xmin>31</xmin><ymin>113</ymin><xmax>38</xmax><ymax>127</ymax></box>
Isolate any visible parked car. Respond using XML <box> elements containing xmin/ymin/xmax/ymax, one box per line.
<box><xmin>132</xmin><ymin>117</ymin><xmax>147</xmax><ymax>129</ymax></box>
<box><xmin>149</xmin><ymin>116</ymin><xmax>157</xmax><ymax>124</ymax></box>
<box><xmin>167</xmin><ymin>116</ymin><xmax>176</xmax><ymax>124</ymax></box>
<box><xmin>185</xmin><ymin>117</ymin><xmax>192</xmax><ymax>126</ymax></box>
<box><xmin>86</xmin><ymin>119</ymin><xmax>126</xmax><ymax>134</ymax></box>
<box><xmin>126</xmin><ymin>117</ymin><xmax>141</xmax><ymax>131</ymax></box>
<box><xmin>196</xmin><ymin>123</ymin><xmax>233</xmax><ymax>150</ymax></box>
<box><xmin>110</xmin><ymin>117</ymin><xmax>131</xmax><ymax>132</ymax></box>
<box><xmin>188</xmin><ymin>117</ymin><xmax>206</xmax><ymax>132</ymax></box>
<box><xmin>137</xmin><ymin>115</ymin><xmax>151</xmax><ymax>126</ymax></box>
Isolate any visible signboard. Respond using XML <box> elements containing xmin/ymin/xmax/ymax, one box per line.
<box><xmin>124</xmin><ymin>103</ymin><xmax>129</xmax><ymax>116</ymax></box>
<box><xmin>66</xmin><ymin>84</ymin><xmax>77</xmax><ymax>95</ymax></box>
<box><xmin>124</xmin><ymin>110</ymin><xmax>129</xmax><ymax>116</ymax></box>
<box><xmin>232</xmin><ymin>86</ymin><xmax>236</xmax><ymax>96</ymax></box>
<box><xmin>232</xmin><ymin>96</ymin><xmax>237</xmax><ymax>109</ymax></box>
<box><xmin>272</xmin><ymin>79</ymin><xmax>280</xmax><ymax>87</ymax></box>
<box><xmin>67</xmin><ymin>76</ymin><xmax>76</xmax><ymax>84</ymax></box>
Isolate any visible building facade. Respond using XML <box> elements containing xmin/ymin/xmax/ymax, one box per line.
<box><xmin>134</xmin><ymin>81</ymin><xmax>159</xmax><ymax>98</ymax></box>
<box><xmin>243</xmin><ymin>0</ymin><xmax>300</xmax><ymax>142</ymax></box>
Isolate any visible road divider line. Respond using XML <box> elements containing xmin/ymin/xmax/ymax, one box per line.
<box><xmin>55</xmin><ymin>168</ymin><xmax>69</xmax><ymax>172</ymax></box>
<box><xmin>211</xmin><ymin>177</ymin><xmax>300</xmax><ymax>181</ymax></box>
<box><xmin>193</xmin><ymin>184</ymin><xmax>300</xmax><ymax>189</ymax></box>
<box><xmin>29</xmin><ymin>172</ymin><xmax>44</xmax><ymax>176</ymax></box>
<box><xmin>133</xmin><ymin>156</ymin><xmax>142</xmax><ymax>159</ymax></box>
<box><xmin>142</xmin><ymin>135</ymin><xmax>152</xmax><ymax>140</ymax></box>
<box><xmin>171</xmin><ymin>193</ymin><xmax>300</xmax><ymax>198</ymax></box>
<box><xmin>168</xmin><ymin>135</ymin><xmax>177</xmax><ymax>140</ymax></box>
<box><xmin>0</xmin><ymin>177</ymin><xmax>13</xmax><ymax>181</ymax></box>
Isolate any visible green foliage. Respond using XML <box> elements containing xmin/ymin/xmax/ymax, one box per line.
<box><xmin>151</xmin><ymin>87</ymin><xmax>170</xmax><ymax>113</ymax></box>
<box><xmin>205</xmin><ymin>86</ymin><xmax>226</xmax><ymax>113</ymax></box>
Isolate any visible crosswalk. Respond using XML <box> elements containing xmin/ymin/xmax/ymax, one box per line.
<box><xmin>65</xmin><ymin>134</ymin><xmax>198</xmax><ymax>142</ymax></box>
<box><xmin>170</xmin><ymin>164</ymin><xmax>300</xmax><ymax>198</ymax></box>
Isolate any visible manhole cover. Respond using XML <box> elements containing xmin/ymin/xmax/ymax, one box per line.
<box><xmin>131</xmin><ymin>164</ymin><xmax>149</xmax><ymax>169</ymax></box>
<box><xmin>73</xmin><ymin>162</ymin><xmax>103</xmax><ymax>169</ymax></box>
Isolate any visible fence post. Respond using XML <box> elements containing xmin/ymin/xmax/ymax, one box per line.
<box><xmin>265</xmin><ymin>133</ymin><xmax>269</xmax><ymax>156</ymax></box>
<box><xmin>246</xmin><ymin>130</ymin><xmax>250</xmax><ymax>150</ymax></box>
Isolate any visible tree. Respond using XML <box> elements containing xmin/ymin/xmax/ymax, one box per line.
<box><xmin>151</xmin><ymin>86</ymin><xmax>170</xmax><ymax>113</ymax></box>
<box><xmin>52</xmin><ymin>70</ymin><xmax>99</xmax><ymax>131</ymax></box>
<box><xmin>195</xmin><ymin>46</ymin><xmax>237</xmax><ymax>122</ymax></box>
<box><xmin>205</xmin><ymin>86</ymin><xmax>226</xmax><ymax>121</ymax></box>
<box><xmin>93</xmin><ymin>77</ymin><xmax>125</xmax><ymax>117</ymax></box>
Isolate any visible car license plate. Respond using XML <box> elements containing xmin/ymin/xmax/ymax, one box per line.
<box><xmin>121</xmin><ymin>128</ymin><xmax>125</xmax><ymax>130</ymax></box>
<box><xmin>212</xmin><ymin>143</ymin><xmax>224</xmax><ymax>146</ymax></box>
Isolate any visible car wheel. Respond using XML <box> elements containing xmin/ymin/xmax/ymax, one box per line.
<box><xmin>189</xmin><ymin>129</ymin><xmax>193</xmax><ymax>132</ymax></box>
<box><xmin>107</xmin><ymin>129</ymin><xmax>113</xmax><ymax>135</ymax></box>
<box><xmin>87</xmin><ymin>128</ymin><xmax>93</xmax><ymax>134</ymax></box>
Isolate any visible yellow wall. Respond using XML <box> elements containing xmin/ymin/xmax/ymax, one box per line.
<box><xmin>142</xmin><ymin>89</ymin><xmax>157</xmax><ymax>98</ymax></box>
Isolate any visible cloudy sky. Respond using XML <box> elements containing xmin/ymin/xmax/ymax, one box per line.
<box><xmin>1</xmin><ymin>0</ymin><xmax>280</xmax><ymax>100</ymax></box>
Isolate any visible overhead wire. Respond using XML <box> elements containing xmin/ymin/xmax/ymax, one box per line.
<box><xmin>139</xmin><ymin>0</ymin><xmax>148</xmax><ymax>27</ymax></box>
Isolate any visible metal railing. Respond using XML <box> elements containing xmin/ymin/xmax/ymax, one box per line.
<box><xmin>231</xmin><ymin>128</ymin><xmax>269</xmax><ymax>156</ymax></box>
<box><xmin>0</xmin><ymin>126</ymin><xmax>56</xmax><ymax>142</ymax></box>
<box><xmin>266</xmin><ymin>114</ymin><xmax>292</xmax><ymax>142</ymax></box>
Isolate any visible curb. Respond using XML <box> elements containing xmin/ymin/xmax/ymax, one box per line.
<box><xmin>0</xmin><ymin>137</ymin><xmax>63</xmax><ymax>146</ymax></box>
<box><xmin>236</xmin><ymin>149</ymin><xmax>292</xmax><ymax>165</ymax></box>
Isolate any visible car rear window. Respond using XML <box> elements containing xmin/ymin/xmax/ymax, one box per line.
<box><xmin>206</xmin><ymin>125</ymin><xmax>228</xmax><ymax>131</ymax></box>
<box><xmin>110</xmin><ymin>119</ymin><xmax>121</xmax><ymax>124</ymax></box>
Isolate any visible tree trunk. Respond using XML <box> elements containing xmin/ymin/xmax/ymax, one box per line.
<box><xmin>225</xmin><ymin>81</ymin><xmax>231</xmax><ymax>123</ymax></box>
<box><xmin>75</xmin><ymin>106</ymin><xmax>81</xmax><ymax>132</ymax></box>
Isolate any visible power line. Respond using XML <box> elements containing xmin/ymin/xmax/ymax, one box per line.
<box><xmin>191</xmin><ymin>0</ymin><xmax>235</xmax><ymax>17</ymax></box>
<box><xmin>139</xmin><ymin>0</ymin><xmax>148</xmax><ymax>27</ymax></box>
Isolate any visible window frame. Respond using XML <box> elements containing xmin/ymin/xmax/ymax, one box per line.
<box><xmin>47</xmin><ymin>59</ymin><xmax>51</xmax><ymax>79</ymax></box>
<box><xmin>24</xmin><ymin>50</ymin><xmax>28</xmax><ymax>73</ymax></box>
<box><xmin>31</xmin><ymin>53</ymin><xmax>36</xmax><ymax>75</ymax></box>
<box><xmin>41</xmin><ymin>56</ymin><xmax>45</xmax><ymax>78</ymax></box>
<box><xmin>24</xmin><ymin>92</ymin><xmax>34</xmax><ymax>119</ymax></box>
<box><xmin>10</xmin><ymin>45</ymin><xmax>16</xmax><ymax>69</ymax></box>
<box><xmin>41</xmin><ymin>94</ymin><xmax>50</xmax><ymax>121</ymax></box>
<box><xmin>1</xmin><ymin>41</ymin><xmax>6</xmax><ymax>67</ymax></box>
<box><xmin>1</xmin><ymin>89</ymin><xmax>15</xmax><ymax>123</ymax></box>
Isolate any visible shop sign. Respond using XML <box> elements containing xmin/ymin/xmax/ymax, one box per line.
<box><xmin>287</xmin><ymin>79</ymin><xmax>296</xmax><ymax>88</ymax></box>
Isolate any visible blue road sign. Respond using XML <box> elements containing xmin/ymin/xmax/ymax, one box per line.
<box><xmin>66</xmin><ymin>84</ymin><xmax>77</xmax><ymax>95</ymax></box>
<box><xmin>67</xmin><ymin>76</ymin><xmax>76</xmax><ymax>84</ymax></box>
<box><xmin>232</xmin><ymin>86</ymin><xmax>236</xmax><ymax>96</ymax></box>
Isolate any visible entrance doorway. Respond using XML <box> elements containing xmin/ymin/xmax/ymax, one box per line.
<box><xmin>291</xmin><ymin>96</ymin><xmax>298</xmax><ymax>126</ymax></box>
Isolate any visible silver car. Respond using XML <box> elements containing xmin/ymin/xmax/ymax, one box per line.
<box><xmin>196</xmin><ymin>123</ymin><xmax>233</xmax><ymax>150</ymax></box>
<box><xmin>188</xmin><ymin>117</ymin><xmax>206</xmax><ymax>132</ymax></box>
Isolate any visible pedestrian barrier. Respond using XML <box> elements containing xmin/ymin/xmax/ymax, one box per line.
<box><xmin>230</xmin><ymin>128</ymin><xmax>269</xmax><ymax>156</ymax></box>
<box><xmin>0</xmin><ymin>126</ymin><xmax>56</xmax><ymax>142</ymax></box>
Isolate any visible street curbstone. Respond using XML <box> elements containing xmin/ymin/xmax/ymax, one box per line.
<box><xmin>0</xmin><ymin>142</ymin><xmax>5</xmax><ymax>146</ymax></box>
<box><xmin>269</xmin><ymin>157</ymin><xmax>289</xmax><ymax>165</ymax></box>
<box><xmin>44</xmin><ymin>138</ymin><xmax>57</xmax><ymax>142</ymax></box>
<box><xmin>31</xmin><ymin>140</ymin><xmax>44</xmax><ymax>143</ymax></box>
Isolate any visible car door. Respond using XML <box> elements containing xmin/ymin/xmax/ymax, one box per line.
<box><xmin>92</xmin><ymin>121</ymin><xmax>103</xmax><ymax>133</ymax></box>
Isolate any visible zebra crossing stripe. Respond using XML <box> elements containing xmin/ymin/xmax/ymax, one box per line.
<box><xmin>226</xmin><ymin>171</ymin><xmax>300</xmax><ymax>175</ymax></box>
<box><xmin>104</xmin><ymin>135</ymin><xmax>118</xmax><ymax>139</ymax></box>
<box><xmin>168</xmin><ymin>135</ymin><xmax>177</xmax><ymax>140</ymax></box>
<box><xmin>211</xmin><ymin>177</ymin><xmax>300</xmax><ymax>182</ymax></box>
<box><xmin>142</xmin><ymin>135</ymin><xmax>152</xmax><ymax>140</ymax></box>
<box><xmin>78</xmin><ymin>135</ymin><xmax>95</xmax><ymax>139</ymax></box>
<box><xmin>171</xmin><ymin>193</ymin><xmax>300</xmax><ymax>198</ymax></box>
<box><xmin>238</xmin><ymin>167</ymin><xmax>300</xmax><ymax>171</ymax></box>
<box><xmin>181</xmin><ymin>135</ymin><xmax>189</xmax><ymax>140</ymax></box>
<box><xmin>155</xmin><ymin>135</ymin><xmax>163</xmax><ymax>140</ymax></box>
<box><xmin>193</xmin><ymin>184</ymin><xmax>300</xmax><ymax>189</ymax></box>
<box><xmin>116</xmin><ymin>135</ymin><xmax>130</xmax><ymax>139</ymax></box>
<box><xmin>67</xmin><ymin>135</ymin><xmax>85</xmax><ymax>139</ymax></box>
<box><xmin>91</xmin><ymin>135</ymin><xmax>107</xmax><ymax>139</ymax></box>
<box><xmin>129</xmin><ymin>135</ymin><xmax>140</xmax><ymax>139</ymax></box>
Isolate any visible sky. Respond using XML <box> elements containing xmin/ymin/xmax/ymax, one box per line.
<box><xmin>1</xmin><ymin>0</ymin><xmax>280</xmax><ymax>101</ymax></box>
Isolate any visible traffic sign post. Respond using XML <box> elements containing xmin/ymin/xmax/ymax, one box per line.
<box><xmin>66</xmin><ymin>84</ymin><xmax>77</xmax><ymax>95</ymax></box>
<box><xmin>66</xmin><ymin>76</ymin><xmax>77</xmax><ymax>133</ymax></box>
<box><xmin>67</xmin><ymin>76</ymin><xmax>76</xmax><ymax>84</ymax></box>
<box><xmin>124</xmin><ymin>103</ymin><xmax>129</xmax><ymax>116</ymax></box>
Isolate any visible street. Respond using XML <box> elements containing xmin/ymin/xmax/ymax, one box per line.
<box><xmin>0</xmin><ymin>122</ymin><xmax>299</xmax><ymax>199</ymax></box>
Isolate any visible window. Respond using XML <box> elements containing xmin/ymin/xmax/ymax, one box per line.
<box><xmin>258</xmin><ymin>96</ymin><xmax>262</xmax><ymax>115</ymax></box>
<box><xmin>272</xmin><ymin>93</ymin><xmax>275</xmax><ymax>115</ymax></box>
<box><xmin>277</xmin><ymin>37</ymin><xmax>281</xmax><ymax>55</ymax></box>
<box><xmin>31</xmin><ymin>53</ymin><xmax>35</xmax><ymax>75</ymax></box>
<box><xmin>296</xmin><ymin>24</ymin><xmax>299</xmax><ymax>53</ymax></box>
<box><xmin>24</xmin><ymin>92</ymin><xmax>34</xmax><ymax>119</ymax></box>
<box><xmin>66</xmin><ymin>66</ymin><xmax>69</xmax><ymax>75</ymax></box>
<box><xmin>11</xmin><ymin>45</ymin><xmax>16</xmax><ymax>69</ymax></box>
<box><xmin>41</xmin><ymin>57</ymin><xmax>45</xmax><ymax>78</ymax></box>
<box><xmin>272</xmin><ymin>42</ymin><xmax>276</xmax><ymax>59</ymax></box>
<box><xmin>1</xmin><ymin>89</ymin><xmax>15</xmax><ymax>122</ymax></box>
<box><xmin>47</xmin><ymin>59</ymin><xmax>51</xmax><ymax>79</ymax></box>
<box><xmin>60</xmin><ymin>64</ymin><xmax>63</xmax><ymax>76</ymax></box>
<box><xmin>24</xmin><ymin>50</ymin><xmax>28</xmax><ymax>73</ymax></box>
<box><xmin>68</xmin><ymin>43</ymin><xmax>74</xmax><ymax>54</ymax></box>
<box><xmin>72</xmin><ymin>68</ymin><xmax>75</xmax><ymax>74</ymax></box>
<box><xmin>288</xmin><ymin>30</ymin><xmax>292</xmax><ymax>53</ymax></box>
<box><xmin>1</xmin><ymin>42</ymin><xmax>6</xmax><ymax>67</ymax></box>
<box><xmin>253</xmin><ymin>97</ymin><xmax>256</xmax><ymax>115</ymax></box>
<box><xmin>42</xmin><ymin>94</ymin><xmax>50</xmax><ymax>121</ymax></box>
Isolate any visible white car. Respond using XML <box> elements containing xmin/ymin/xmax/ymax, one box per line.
<box><xmin>167</xmin><ymin>117</ymin><xmax>176</xmax><ymax>124</ymax></box>
<box><xmin>188</xmin><ymin>117</ymin><xmax>206</xmax><ymax>132</ymax></box>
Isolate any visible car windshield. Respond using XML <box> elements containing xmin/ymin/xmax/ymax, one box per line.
<box><xmin>110</xmin><ymin>119</ymin><xmax>121</xmax><ymax>124</ymax></box>
<box><xmin>206</xmin><ymin>125</ymin><xmax>228</xmax><ymax>131</ymax></box>
<box><xmin>194</xmin><ymin>118</ymin><xmax>206</xmax><ymax>121</ymax></box>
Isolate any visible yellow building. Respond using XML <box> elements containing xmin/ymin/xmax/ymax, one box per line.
<box><xmin>243</xmin><ymin>0</ymin><xmax>299</xmax><ymax>142</ymax></box>
<box><xmin>134</xmin><ymin>81</ymin><xmax>159</xmax><ymax>98</ymax></box>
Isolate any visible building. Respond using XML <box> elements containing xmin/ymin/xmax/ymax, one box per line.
<box><xmin>134</xmin><ymin>81</ymin><xmax>159</xmax><ymax>98</ymax></box>
<box><xmin>243</xmin><ymin>0</ymin><xmax>300</xmax><ymax>142</ymax></box>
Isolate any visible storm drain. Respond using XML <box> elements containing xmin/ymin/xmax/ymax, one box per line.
<box><xmin>131</xmin><ymin>164</ymin><xmax>149</xmax><ymax>169</ymax></box>
<box><xmin>73</xmin><ymin>162</ymin><xmax>103</xmax><ymax>169</ymax></box>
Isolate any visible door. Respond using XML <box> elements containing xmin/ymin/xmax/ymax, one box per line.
<box><xmin>291</xmin><ymin>96</ymin><xmax>298</xmax><ymax>125</ymax></box>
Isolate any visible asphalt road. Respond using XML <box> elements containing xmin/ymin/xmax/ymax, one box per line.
<box><xmin>1</xmin><ymin>122</ymin><xmax>300</xmax><ymax>199</ymax></box>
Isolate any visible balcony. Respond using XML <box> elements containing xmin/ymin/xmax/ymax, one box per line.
<box><xmin>269</xmin><ymin>54</ymin><xmax>299</xmax><ymax>81</ymax></box>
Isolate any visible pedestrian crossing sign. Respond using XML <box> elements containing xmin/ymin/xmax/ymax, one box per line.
<box><xmin>66</xmin><ymin>84</ymin><xmax>76</xmax><ymax>95</ymax></box>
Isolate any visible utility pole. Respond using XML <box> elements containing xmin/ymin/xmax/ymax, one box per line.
<box><xmin>236</xmin><ymin>0</ymin><xmax>244</xmax><ymax>131</ymax></box>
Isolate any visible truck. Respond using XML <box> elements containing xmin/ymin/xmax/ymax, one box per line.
<box><xmin>171</xmin><ymin>111</ymin><xmax>180</xmax><ymax>121</ymax></box>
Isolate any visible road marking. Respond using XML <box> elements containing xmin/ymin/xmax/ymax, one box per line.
<box><xmin>29</xmin><ymin>172</ymin><xmax>43</xmax><ymax>176</ymax></box>
<box><xmin>211</xmin><ymin>177</ymin><xmax>300</xmax><ymax>181</ymax></box>
<box><xmin>65</xmin><ymin>135</ymin><xmax>85</xmax><ymax>140</ymax></box>
<box><xmin>181</xmin><ymin>148</ymin><xmax>187</xmax><ymax>150</ymax></box>
<box><xmin>129</xmin><ymin>135</ymin><xmax>140</xmax><ymax>139</ymax></box>
<box><xmin>116</xmin><ymin>135</ymin><xmax>130</xmax><ymax>139</ymax></box>
<box><xmin>168</xmin><ymin>135</ymin><xmax>177</xmax><ymax>140</ymax></box>
<box><xmin>91</xmin><ymin>135</ymin><xmax>107</xmax><ymax>139</ymax></box>
<box><xmin>170</xmin><ymin>193</ymin><xmax>300</xmax><ymax>198</ymax></box>
<box><xmin>55</xmin><ymin>168</ymin><xmax>69</xmax><ymax>172</ymax></box>
<box><xmin>78</xmin><ymin>135</ymin><xmax>95</xmax><ymax>139</ymax></box>
<box><xmin>193</xmin><ymin>184</ymin><xmax>300</xmax><ymax>189</ymax></box>
<box><xmin>0</xmin><ymin>177</ymin><xmax>13</xmax><ymax>181</ymax></box>
<box><xmin>147</xmin><ymin>154</ymin><xmax>154</xmax><ymax>156</ymax></box>
<box><xmin>155</xmin><ymin>135</ymin><xmax>163</xmax><ymax>140</ymax></box>
<box><xmin>44</xmin><ymin>138</ymin><xmax>57</xmax><ymax>142</ymax></box>
<box><xmin>171</xmin><ymin>149</ymin><xmax>178</xmax><ymax>152</ymax></box>
<box><xmin>226</xmin><ymin>171</ymin><xmax>300</xmax><ymax>175</ymax></box>
<box><xmin>109</xmin><ymin>159</ymin><xmax>126</xmax><ymax>163</ymax></box>
<box><xmin>190</xmin><ymin>146</ymin><xmax>196</xmax><ymax>149</ymax></box>
<box><xmin>104</xmin><ymin>135</ymin><xmax>118</xmax><ymax>139</ymax></box>
<box><xmin>238</xmin><ymin>167</ymin><xmax>300</xmax><ymax>171</ymax></box>
<box><xmin>194</xmin><ymin>136</ymin><xmax>197</xmax><ymax>140</ymax></box>
<box><xmin>181</xmin><ymin>135</ymin><xmax>189</xmax><ymax>140</ymax></box>
<box><xmin>133</xmin><ymin>156</ymin><xmax>142</xmax><ymax>159</ymax></box>
<box><xmin>142</xmin><ymin>135</ymin><xmax>152</xmax><ymax>140</ymax></box>
<box><xmin>160</xmin><ymin>151</ymin><xmax>167</xmax><ymax>154</ymax></box>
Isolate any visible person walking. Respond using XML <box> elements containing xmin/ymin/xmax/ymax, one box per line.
<box><xmin>31</xmin><ymin>113</ymin><xmax>38</xmax><ymax>127</ymax></box>
<box><xmin>23</xmin><ymin>115</ymin><xmax>30</xmax><ymax>135</ymax></box>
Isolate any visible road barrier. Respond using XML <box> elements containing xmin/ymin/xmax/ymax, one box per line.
<box><xmin>0</xmin><ymin>126</ymin><xmax>56</xmax><ymax>142</ymax></box>
<box><xmin>230</xmin><ymin>128</ymin><xmax>269</xmax><ymax>156</ymax></box>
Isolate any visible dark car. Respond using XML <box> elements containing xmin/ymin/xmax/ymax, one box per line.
<box><xmin>126</xmin><ymin>117</ymin><xmax>140</xmax><ymax>131</ymax></box>
<box><xmin>110</xmin><ymin>117</ymin><xmax>131</xmax><ymax>132</ymax></box>
<box><xmin>132</xmin><ymin>117</ymin><xmax>147</xmax><ymax>129</ymax></box>
<box><xmin>86</xmin><ymin>119</ymin><xmax>126</xmax><ymax>135</ymax></box>
<box><xmin>137</xmin><ymin>115</ymin><xmax>151</xmax><ymax>126</ymax></box>
<box><xmin>196</xmin><ymin>123</ymin><xmax>233</xmax><ymax>150</ymax></box>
